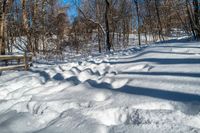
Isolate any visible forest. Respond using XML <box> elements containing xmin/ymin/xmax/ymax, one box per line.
<box><xmin>0</xmin><ymin>0</ymin><xmax>199</xmax><ymax>58</ymax></box>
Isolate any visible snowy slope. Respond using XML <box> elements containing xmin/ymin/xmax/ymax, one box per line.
<box><xmin>0</xmin><ymin>41</ymin><xmax>200</xmax><ymax>133</ymax></box>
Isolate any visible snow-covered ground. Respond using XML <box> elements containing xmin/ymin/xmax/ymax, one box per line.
<box><xmin>0</xmin><ymin>40</ymin><xmax>200</xmax><ymax>133</ymax></box>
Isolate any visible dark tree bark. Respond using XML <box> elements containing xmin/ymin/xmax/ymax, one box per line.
<box><xmin>193</xmin><ymin>0</ymin><xmax>200</xmax><ymax>39</ymax></box>
<box><xmin>96</xmin><ymin>1</ymin><xmax>102</xmax><ymax>53</ymax></box>
<box><xmin>0</xmin><ymin>0</ymin><xmax>7</xmax><ymax>55</ymax></box>
<box><xmin>134</xmin><ymin>0</ymin><xmax>141</xmax><ymax>46</ymax></box>
<box><xmin>105</xmin><ymin>0</ymin><xmax>111</xmax><ymax>51</ymax></box>
<box><xmin>154</xmin><ymin>0</ymin><xmax>165</xmax><ymax>41</ymax></box>
<box><xmin>186</xmin><ymin>0</ymin><xmax>196</xmax><ymax>38</ymax></box>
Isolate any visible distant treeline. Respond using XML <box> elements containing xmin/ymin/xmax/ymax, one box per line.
<box><xmin>0</xmin><ymin>0</ymin><xmax>199</xmax><ymax>57</ymax></box>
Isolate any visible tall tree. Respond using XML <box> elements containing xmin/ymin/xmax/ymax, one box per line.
<box><xmin>154</xmin><ymin>0</ymin><xmax>165</xmax><ymax>41</ymax></box>
<box><xmin>193</xmin><ymin>0</ymin><xmax>200</xmax><ymax>39</ymax></box>
<box><xmin>0</xmin><ymin>0</ymin><xmax>7</xmax><ymax>55</ymax></box>
<box><xmin>105</xmin><ymin>0</ymin><xmax>111</xmax><ymax>51</ymax></box>
<box><xmin>134</xmin><ymin>0</ymin><xmax>141</xmax><ymax>45</ymax></box>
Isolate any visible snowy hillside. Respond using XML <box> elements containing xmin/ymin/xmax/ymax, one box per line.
<box><xmin>0</xmin><ymin>41</ymin><xmax>200</xmax><ymax>133</ymax></box>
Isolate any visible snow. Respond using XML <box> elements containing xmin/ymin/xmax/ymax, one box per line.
<box><xmin>0</xmin><ymin>40</ymin><xmax>200</xmax><ymax>133</ymax></box>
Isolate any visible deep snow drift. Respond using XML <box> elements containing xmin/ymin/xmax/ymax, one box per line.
<box><xmin>0</xmin><ymin>41</ymin><xmax>200</xmax><ymax>133</ymax></box>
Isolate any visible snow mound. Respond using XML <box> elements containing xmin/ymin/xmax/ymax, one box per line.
<box><xmin>1</xmin><ymin>41</ymin><xmax>200</xmax><ymax>132</ymax></box>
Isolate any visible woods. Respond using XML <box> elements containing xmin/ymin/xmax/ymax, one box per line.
<box><xmin>0</xmin><ymin>0</ymin><xmax>69</xmax><ymax>57</ymax></box>
<box><xmin>0</xmin><ymin>0</ymin><xmax>199</xmax><ymax>57</ymax></box>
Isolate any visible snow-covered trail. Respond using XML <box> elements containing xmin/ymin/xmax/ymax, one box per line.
<box><xmin>0</xmin><ymin>42</ymin><xmax>200</xmax><ymax>133</ymax></box>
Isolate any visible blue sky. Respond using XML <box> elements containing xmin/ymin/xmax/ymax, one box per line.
<box><xmin>62</xmin><ymin>0</ymin><xmax>79</xmax><ymax>21</ymax></box>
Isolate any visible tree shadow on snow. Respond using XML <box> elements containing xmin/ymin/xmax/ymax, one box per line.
<box><xmin>106</xmin><ymin>58</ymin><xmax>200</xmax><ymax>65</ymax></box>
<box><xmin>86</xmin><ymin>79</ymin><xmax>200</xmax><ymax>102</ymax></box>
<box><xmin>133</xmin><ymin>50</ymin><xmax>199</xmax><ymax>58</ymax></box>
<box><xmin>121</xmin><ymin>71</ymin><xmax>200</xmax><ymax>78</ymax></box>
<box><xmin>109</xmin><ymin>50</ymin><xmax>199</xmax><ymax>61</ymax></box>
<box><xmin>153</xmin><ymin>45</ymin><xmax>200</xmax><ymax>49</ymax></box>
<box><xmin>155</xmin><ymin>37</ymin><xmax>196</xmax><ymax>44</ymax></box>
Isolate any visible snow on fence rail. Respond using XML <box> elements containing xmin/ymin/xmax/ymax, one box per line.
<box><xmin>0</xmin><ymin>53</ymin><xmax>32</xmax><ymax>71</ymax></box>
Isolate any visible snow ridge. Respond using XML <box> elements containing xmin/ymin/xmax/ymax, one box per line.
<box><xmin>0</xmin><ymin>42</ymin><xmax>200</xmax><ymax>133</ymax></box>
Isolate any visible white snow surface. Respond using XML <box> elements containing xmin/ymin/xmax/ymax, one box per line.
<box><xmin>1</xmin><ymin>41</ymin><xmax>200</xmax><ymax>133</ymax></box>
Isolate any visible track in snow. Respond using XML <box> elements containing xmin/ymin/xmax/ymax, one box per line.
<box><xmin>0</xmin><ymin>41</ymin><xmax>200</xmax><ymax>133</ymax></box>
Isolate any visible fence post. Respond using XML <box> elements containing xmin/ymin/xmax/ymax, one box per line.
<box><xmin>24</xmin><ymin>51</ymin><xmax>28</xmax><ymax>70</ymax></box>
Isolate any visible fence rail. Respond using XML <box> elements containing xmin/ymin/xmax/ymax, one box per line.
<box><xmin>0</xmin><ymin>53</ymin><xmax>32</xmax><ymax>71</ymax></box>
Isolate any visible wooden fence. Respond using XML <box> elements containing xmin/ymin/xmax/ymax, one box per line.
<box><xmin>0</xmin><ymin>53</ymin><xmax>32</xmax><ymax>71</ymax></box>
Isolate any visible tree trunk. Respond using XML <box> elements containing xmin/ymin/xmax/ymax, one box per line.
<box><xmin>105</xmin><ymin>0</ymin><xmax>111</xmax><ymax>51</ymax></box>
<box><xmin>134</xmin><ymin>0</ymin><xmax>141</xmax><ymax>46</ymax></box>
<box><xmin>193</xmin><ymin>0</ymin><xmax>200</xmax><ymax>39</ymax></box>
<box><xmin>186</xmin><ymin>0</ymin><xmax>200</xmax><ymax>39</ymax></box>
<box><xmin>0</xmin><ymin>0</ymin><xmax>7</xmax><ymax>55</ymax></box>
<box><xmin>96</xmin><ymin>1</ymin><xmax>101</xmax><ymax>53</ymax></box>
<box><xmin>21</xmin><ymin>0</ymin><xmax>31</xmax><ymax>52</ymax></box>
<box><xmin>21</xmin><ymin>0</ymin><xmax>28</xmax><ymax>31</ymax></box>
<box><xmin>155</xmin><ymin>0</ymin><xmax>165</xmax><ymax>41</ymax></box>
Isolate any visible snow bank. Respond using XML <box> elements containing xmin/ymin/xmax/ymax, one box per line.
<box><xmin>0</xmin><ymin>41</ymin><xmax>200</xmax><ymax>133</ymax></box>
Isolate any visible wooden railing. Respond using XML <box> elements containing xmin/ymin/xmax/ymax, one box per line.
<box><xmin>0</xmin><ymin>53</ymin><xmax>32</xmax><ymax>71</ymax></box>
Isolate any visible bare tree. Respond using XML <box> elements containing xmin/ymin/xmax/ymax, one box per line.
<box><xmin>134</xmin><ymin>0</ymin><xmax>141</xmax><ymax>45</ymax></box>
<box><xmin>105</xmin><ymin>0</ymin><xmax>111</xmax><ymax>51</ymax></box>
<box><xmin>0</xmin><ymin>0</ymin><xmax>7</xmax><ymax>55</ymax></box>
